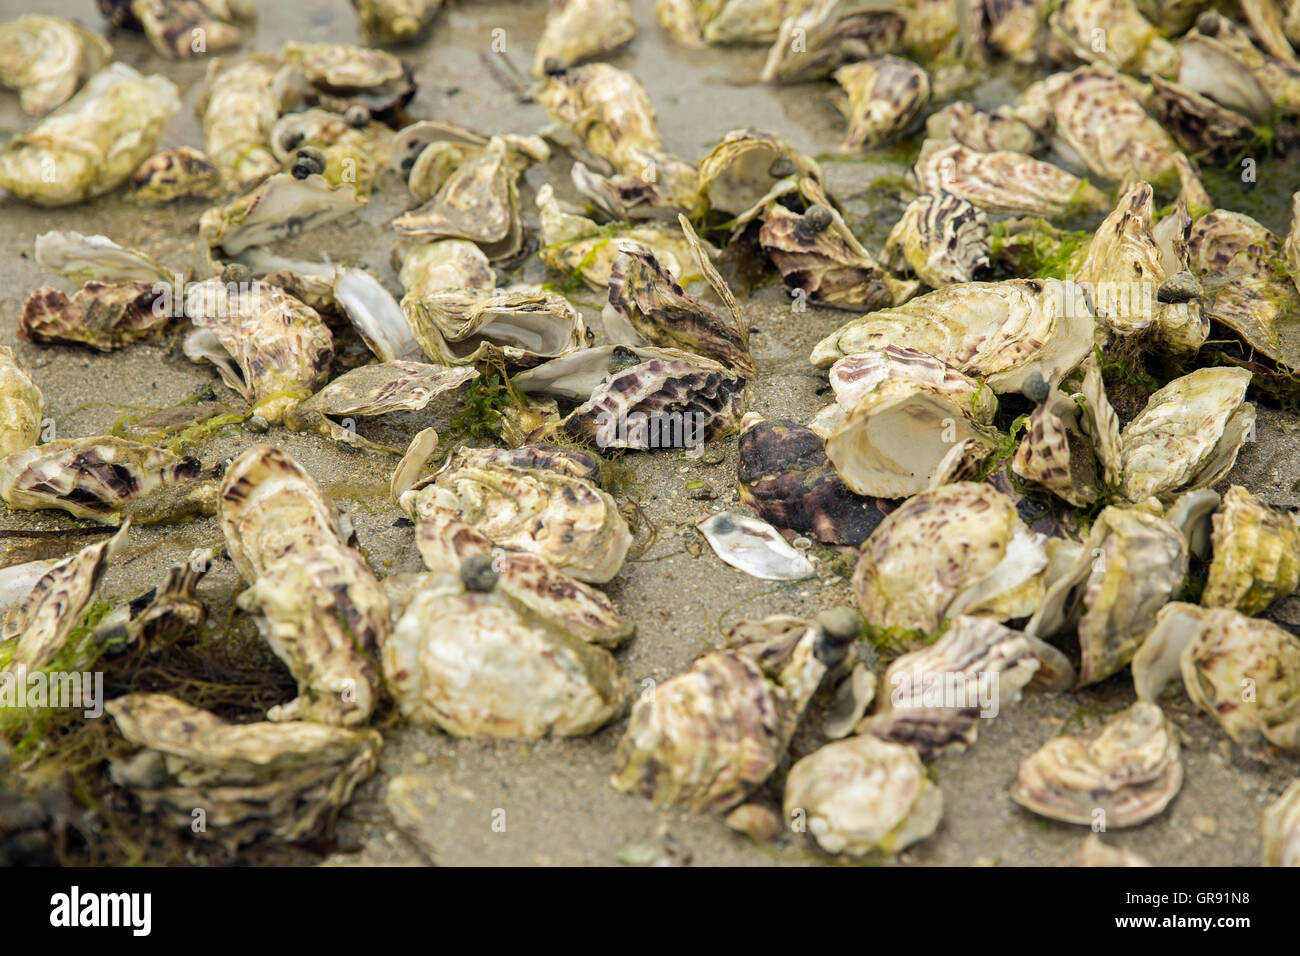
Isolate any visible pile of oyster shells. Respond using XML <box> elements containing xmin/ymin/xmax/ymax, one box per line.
<box><xmin>2</xmin><ymin>0</ymin><xmax>1300</xmax><ymax>865</ymax></box>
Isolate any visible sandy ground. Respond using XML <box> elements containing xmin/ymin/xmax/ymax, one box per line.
<box><xmin>2</xmin><ymin>0</ymin><xmax>1299</xmax><ymax>866</ymax></box>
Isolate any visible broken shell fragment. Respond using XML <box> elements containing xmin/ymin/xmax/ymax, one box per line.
<box><xmin>0</xmin><ymin>14</ymin><xmax>113</xmax><ymax>116</ymax></box>
<box><xmin>219</xmin><ymin>446</ymin><xmax>389</xmax><ymax>726</ymax></box>
<box><xmin>403</xmin><ymin>287</ymin><xmax>588</xmax><ymax>369</ymax></box>
<box><xmin>852</xmin><ymin>482</ymin><xmax>1049</xmax><ymax>634</ymax></box>
<box><xmin>0</xmin><ymin>438</ymin><xmax>200</xmax><ymax>525</ymax></box>
<box><xmin>533</xmin><ymin>0</ymin><xmax>637</xmax><ymax>76</ymax></box>
<box><xmin>1010</xmin><ymin>701</ymin><xmax>1183</xmax><ymax>829</ymax></box>
<box><xmin>106</xmin><ymin>693</ymin><xmax>381</xmax><ymax>848</ymax></box>
<box><xmin>382</xmin><ymin>569</ymin><xmax>631</xmax><ymax>737</ymax></box>
<box><xmin>90</xmin><ymin>551</ymin><xmax>210</xmax><ymax>655</ymax></box>
<box><xmin>883</xmin><ymin>192</ymin><xmax>991</xmax><ymax>288</ymax></box>
<box><xmin>913</xmin><ymin>140</ymin><xmax>1107</xmax><ymax>217</ymax></box>
<box><xmin>697</xmin><ymin>512</ymin><xmax>816</xmax><ymax>581</ymax></box>
<box><xmin>0</xmin><ymin>63</ymin><xmax>180</xmax><ymax>206</ymax></box>
<box><xmin>831</xmin><ymin>56</ymin><xmax>930</xmax><ymax>151</ymax></box>
<box><xmin>1263</xmin><ymin>780</ymin><xmax>1300</xmax><ymax>867</ymax></box>
<box><xmin>783</xmin><ymin>735</ymin><xmax>943</xmax><ymax>855</ymax></box>
<box><xmin>0</xmin><ymin>347</ymin><xmax>44</xmax><ymax>459</ymax></box>
<box><xmin>1203</xmin><ymin>485</ymin><xmax>1300</xmax><ymax>615</ymax></box>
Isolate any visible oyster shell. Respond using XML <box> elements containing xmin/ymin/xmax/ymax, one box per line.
<box><xmin>90</xmin><ymin>551</ymin><xmax>210</xmax><ymax>654</ymax></box>
<box><xmin>352</xmin><ymin>0</ymin><xmax>442</xmax><ymax>45</ymax></box>
<box><xmin>112</xmin><ymin>0</ymin><xmax>246</xmax><ymax>59</ymax></box>
<box><xmin>831</xmin><ymin>56</ymin><xmax>930</xmax><ymax>151</ymax></box>
<box><xmin>199</xmin><ymin>172</ymin><xmax>366</xmax><ymax>257</ymax></box>
<box><xmin>1046</xmin><ymin>0</ymin><xmax>1177</xmax><ymax>77</ymax></box>
<box><xmin>852</xmin><ymin>482</ymin><xmax>1049</xmax><ymax>634</ymax></box>
<box><xmin>197</xmin><ymin>57</ymin><xmax>280</xmax><ymax>190</ymax></box>
<box><xmin>0</xmin><ymin>347</ymin><xmax>43</xmax><ymax>459</ymax></box>
<box><xmin>1119</xmin><ymin>367</ymin><xmax>1253</xmax><ymax>503</ymax></box>
<box><xmin>761</xmin><ymin>0</ymin><xmax>906</xmax><ymax>83</ymax></box>
<box><xmin>106</xmin><ymin>693</ymin><xmax>381</xmax><ymax>848</ymax></box>
<box><xmin>1203</xmin><ymin>485</ymin><xmax>1300</xmax><ymax>614</ymax></box>
<box><xmin>415</xmin><ymin>510</ymin><xmax>633</xmax><ymax>648</ymax></box>
<box><xmin>220</xmin><ymin>446</ymin><xmax>389</xmax><ymax>726</ymax></box>
<box><xmin>332</xmin><ymin>267</ymin><xmax>423</xmax><ymax>363</ymax></box>
<box><xmin>611</xmin><ymin>611</ymin><xmax>855</xmax><ymax>812</ymax></box>
<box><xmin>0</xmin><ymin>526</ymin><xmax>125</xmax><ymax>673</ymax></box>
<box><xmin>403</xmin><ymin>286</ymin><xmax>588</xmax><ymax>369</ymax></box>
<box><xmin>810</xmin><ymin>278</ymin><xmax>1095</xmax><ymax>396</ymax></box>
<box><xmin>1072</xmin><ymin>833</ymin><xmax>1152</xmax><ymax>866</ymax></box>
<box><xmin>281</xmin><ymin>41</ymin><xmax>415</xmax><ymax>116</ymax></box>
<box><xmin>925</xmin><ymin>101</ymin><xmax>1039</xmax><ymax>154</ymax></box>
<box><xmin>534</xmin><ymin>0</ymin><xmax>637</xmax><ymax>76</ymax></box>
<box><xmin>398</xmin><ymin>445</ymin><xmax>632</xmax><ymax>584</ymax></box>
<box><xmin>737</xmin><ymin>415</ymin><xmax>884</xmax><ymax>546</ymax></box>
<box><xmin>1179</xmin><ymin>12</ymin><xmax>1300</xmax><ymax>120</ymax></box>
<box><xmin>382</xmin><ymin>567</ymin><xmax>631</xmax><ymax>737</ymax></box>
<box><xmin>696</xmin><ymin>129</ymin><xmax>826</xmax><ymax>218</ymax></box>
<box><xmin>184</xmin><ymin>277</ymin><xmax>334</xmax><ymax>423</ymax></box>
<box><xmin>984</xmin><ymin>0</ymin><xmax>1047</xmax><ymax>60</ymax></box>
<box><xmin>1026</xmin><ymin>503</ymin><xmax>1187</xmax><ymax>686</ymax></box>
<box><xmin>1151</xmin><ymin>77</ymin><xmax>1258</xmax><ymax>164</ymax></box>
<box><xmin>913</xmin><ymin>140</ymin><xmax>1108</xmax><ymax>217</ymax></box>
<box><xmin>560</xmin><ymin>354</ymin><xmax>747</xmax><ymax>451</ymax></box>
<box><xmin>856</xmin><ymin>615</ymin><xmax>1040</xmax><ymax>757</ymax></box>
<box><xmin>0</xmin><ymin>63</ymin><xmax>180</xmax><ymax>207</ymax></box>
<box><xmin>284</xmin><ymin>361</ymin><xmax>477</xmax><ymax>449</ymax></box>
<box><xmin>0</xmin><ymin>14</ymin><xmax>112</xmax><ymax>116</ymax></box>
<box><xmin>269</xmin><ymin>108</ymin><xmax>393</xmax><ymax>199</ymax></box>
<box><xmin>128</xmin><ymin>146</ymin><xmax>223</xmax><ymax>203</ymax></box>
<box><xmin>783</xmin><ymin>735</ymin><xmax>943</xmax><ymax>855</ymax></box>
<box><xmin>394</xmin><ymin>238</ymin><xmax>494</xmax><ymax>298</ymax></box>
<box><xmin>20</xmin><ymin>282</ymin><xmax>172</xmax><ymax>351</ymax></box>
<box><xmin>0</xmin><ymin>438</ymin><xmax>200</xmax><ymax>525</ymax></box>
<box><xmin>697</xmin><ymin>512</ymin><xmax>816</xmax><ymax>580</ymax></box>
<box><xmin>883</xmin><ymin>192</ymin><xmax>991</xmax><ymax>288</ymax></box>
<box><xmin>1012</xmin><ymin>377</ymin><xmax>1106</xmax><ymax>507</ymax></box>
<box><xmin>1263</xmin><ymin>780</ymin><xmax>1300</xmax><ymax>867</ymax></box>
<box><xmin>1010</xmin><ymin>701</ymin><xmax>1182</xmax><ymax>828</ymax></box>
<box><xmin>759</xmin><ymin>202</ymin><xmax>917</xmax><ymax>311</ymax></box>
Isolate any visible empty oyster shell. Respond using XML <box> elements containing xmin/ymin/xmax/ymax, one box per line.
<box><xmin>697</xmin><ymin>511</ymin><xmax>816</xmax><ymax>580</ymax></box>
<box><xmin>913</xmin><ymin>140</ymin><xmax>1108</xmax><ymax>217</ymax></box>
<box><xmin>415</xmin><ymin>510</ymin><xmax>633</xmax><ymax>648</ymax></box>
<box><xmin>1046</xmin><ymin>0</ymin><xmax>1177</xmax><ymax>77</ymax></box>
<box><xmin>90</xmin><ymin>551</ymin><xmax>210</xmax><ymax>654</ymax></box>
<box><xmin>403</xmin><ymin>287</ymin><xmax>588</xmax><ymax>369</ymax></box>
<box><xmin>856</xmin><ymin>616</ymin><xmax>1040</xmax><ymax>757</ymax></box>
<box><xmin>1202</xmin><ymin>485</ymin><xmax>1300</xmax><ymax>614</ymax></box>
<box><xmin>810</xmin><ymin>278</ymin><xmax>1095</xmax><ymax>396</ymax></box>
<box><xmin>199</xmin><ymin>172</ymin><xmax>366</xmax><ymax>257</ymax></box>
<box><xmin>0</xmin><ymin>14</ymin><xmax>112</xmax><ymax>116</ymax></box>
<box><xmin>197</xmin><ymin>57</ymin><xmax>280</xmax><ymax>190</ymax></box>
<box><xmin>883</xmin><ymin>192</ymin><xmax>991</xmax><ymax>288</ymax></box>
<box><xmin>1011</xmin><ymin>701</ymin><xmax>1182</xmax><ymax>828</ymax></box>
<box><xmin>20</xmin><ymin>282</ymin><xmax>171</xmax><ymax>352</ymax></box>
<box><xmin>1119</xmin><ymin>367</ymin><xmax>1254</xmax><ymax>503</ymax></box>
<box><xmin>330</xmin><ymin>267</ymin><xmax>423</xmax><ymax>363</ymax></box>
<box><xmin>33</xmin><ymin>231</ymin><xmax>169</xmax><ymax>286</ymax></box>
<box><xmin>106</xmin><ymin>693</ymin><xmax>381</xmax><ymax>848</ymax></box>
<box><xmin>184</xmin><ymin>278</ymin><xmax>334</xmax><ymax>423</ymax></box>
<box><xmin>534</xmin><ymin>0</ymin><xmax>636</xmax><ymax>76</ymax></box>
<box><xmin>761</xmin><ymin>0</ymin><xmax>906</xmax><ymax>83</ymax></box>
<box><xmin>352</xmin><ymin>0</ymin><xmax>443</xmax><ymax>45</ymax></box>
<box><xmin>0</xmin><ymin>63</ymin><xmax>180</xmax><ymax>207</ymax></box>
<box><xmin>560</xmin><ymin>354</ymin><xmax>747</xmax><ymax>450</ymax></box>
<box><xmin>382</xmin><ymin>567</ymin><xmax>631</xmax><ymax>737</ymax></box>
<box><xmin>0</xmin><ymin>526</ymin><xmax>126</xmax><ymax>672</ymax></box>
<box><xmin>1027</xmin><ymin>503</ymin><xmax>1187</xmax><ymax>686</ymax></box>
<box><xmin>220</xmin><ymin>445</ymin><xmax>389</xmax><ymax>726</ymax></box>
<box><xmin>784</xmin><ymin>735</ymin><xmax>943</xmax><ymax>855</ymax></box>
<box><xmin>831</xmin><ymin>56</ymin><xmax>930</xmax><ymax>151</ymax></box>
<box><xmin>924</xmin><ymin>101</ymin><xmax>1039</xmax><ymax>153</ymax></box>
<box><xmin>0</xmin><ymin>438</ymin><xmax>200</xmax><ymax>525</ymax></box>
<box><xmin>399</xmin><ymin>445</ymin><xmax>632</xmax><ymax>584</ymax></box>
<box><xmin>285</xmin><ymin>361</ymin><xmax>477</xmax><ymax>449</ymax></box>
<box><xmin>510</xmin><ymin>344</ymin><xmax>693</xmax><ymax>401</ymax></box>
<box><xmin>0</xmin><ymin>346</ymin><xmax>43</xmax><ymax>459</ymax></box>
<box><xmin>853</xmin><ymin>482</ymin><xmax>1049</xmax><ymax>634</ymax></box>
<box><xmin>1151</xmin><ymin>76</ymin><xmax>1258</xmax><ymax>164</ymax></box>
<box><xmin>1179</xmin><ymin>12</ymin><xmax>1300</xmax><ymax>120</ymax></box>
<box><xmin>697</xmin><ymin>129</ymin><xmax>825</xmax><ymax>216</ymax></box>
<box><xmin>1263</xmin><ymin>780</ymin><xmax>1300</xmax><ymax>866</ymax></box>
<box><xmin>738</xmin><ymin>415</ymin><xmax>884</xmax><ymax>546</ymax></box>
<box><xmin>611</xmin><ymin>612</ymin><xmax>855</xmax><ymax>812</ymax></box>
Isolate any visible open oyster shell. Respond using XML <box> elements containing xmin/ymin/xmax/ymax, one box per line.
<box><xmin>737</xmin><ymin>414</ymin><xmax>884</xmax><ymax>546</ymax></box>
<box><xmin>852</xmin><ymin>482</ymin><xmax>1049</xmax><ymax>634</ymax></box>
<box><xmin>184</xmin><ymin>277</ymin><xmax>334</xmax><ymax>423</ymax></box>
<box><xmin>697</xmin><ymin>512</ymin><xmax>816</xmax><ymax>580</ymax></box>
<box><xmin>534</xmin><ymin>0</ymin><xmax>637</xmax><ymax>76</ymax></box>
<box><xmin>696</xmin><ymin>129</ymin><xmax>826</xmax><ymax>218</ymax></box>
<box><xmin>1118</xmin><ymin>367</ymin><xmax>1254</xmax><ymax>503</ymax></box>
<box><xmin>810</xmin><ymin>278</ymin><xmax>1095</xmax><ymax>395</ymax></box>
<box><xmin>0</xmin><ymin>346</ymin><xmax>44</xmax><ymax>459</ymax></box>
<box><xmin>220</xmin><ymin>445</ymin><xmax>389</xmax><ymax>726</ymax></box>
<box><xmin>1263</xmin><ymin>780</ymin><xmax>1300</xmax><ymax>867</ymax></box>
<box><xmin>1203</xmin><ymin>485</ymin><xmax>1300</xmax><ymax>614</ymax></box>
<box><xmin>403</xmin><ymin>287</ymin><xmax>588</xmax><ymax>369</ymax></box>
<box><xmin>199</xmin><ymin>172</ymin><xmax>366</xmax><ymax>257</ymax></box>
<box><xmin>399</xmin><ymin>445</ymin><xmax>632</xmax><ymax>584</ymax></box>
<box><xmin>0</xmin><ymin>438</ymin><xmax>200</xmax><ymax>525</ymax></box>
<box><xmin>106</xmin><ymin>693</ymin><xmax>381</xmax><ymax>848</ymax></box>
<box><xmin>761</xmin><ymin>0</ymin><xmax>906</xmax><ymax>83</ymax></box>
<box><xmin>1011</xmin><ymin>701</ymin><xmax>1182</xmax><ymax>828</ymax></box>
<box><xmin>0</xmin><ymin>14</ymin><xmax>113</xmax><ymax>116</ymax></box>
<box><xmin>352</xmin><ymin>0</ymin><xmax>443</xmax><ymax>45</ymax></box>
<box><xmin>856</xmin><ymin>615</ymin><xmax>1040</xmax><ymax>757</ymax></box>
<box><xmin>34</xmin><ymin>231</ymin><xmax>171</xmax><ymax>285</ymax></box>
<box><xmin>883</xmin><ymin>192</ymin><xmax>991</xmax><ymax>288</ymax></box>
<box><xmin>1179</xmin><ymin>12</ymin><xmax>1300</xmax><ymax>121</ymax></box>
<box><xmin>0</xmin><ymin>63</ymin><xmax>180</xmax><ymax>207</ymax></box>
<box><xmin>784</xmin><ymin>735</ymin><xmax>944</xmax><ymax>855</ymax></box>
<box><xmin>382</xmin><ymin>567</ymin><xmax>631</xmax><ymax>737</ymax></box>
<box><xmin>611</xmin><ymin>611</ymin><xmax>855</xmax><ymax>812</ymax></box>
<box><xmin>332</xmin><ymin>267</ymin><xmax>423</xmax><ymax>363</ymax></box>
<box><xmin>914</xmin><ymin>140</ymin><xmax>1108</xmax><ymax>218</ymax></box>
<box><xmin>510</xmin><ymin>344</ymin><xmax>697</xmax><ymax>402</ymax></box>
<box><xmin>21</xmin><ymin>282</ymin><xmax>172</xmax><ymax>352</ymax></box>
<box><xmin>197</xmin><ymin>56</ymin><xmax>281</xmax><ymax>190</ymax></box>
<box><xmin>830</xmin><ymin>56</ymin><xmax>929</xmax><ymax>151</ymax></box>
<box><xmin>90</xmin><ymin>551</ymin><xmax>210</xmax><ymax>654</ymax></box>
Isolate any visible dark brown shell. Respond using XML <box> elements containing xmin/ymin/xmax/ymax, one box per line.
<box><xmin>759</xmin><ymin>204</ymin><xmax>897</xmax><ymax>312</ymax></box>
